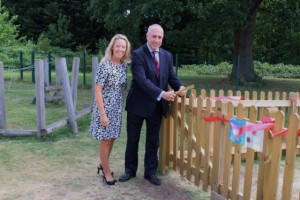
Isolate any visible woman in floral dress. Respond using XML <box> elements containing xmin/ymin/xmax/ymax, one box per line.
<box><xmin>89</xmin><ymin>34</ymin><xmax>131</xmax><ymax>185</ymax></box>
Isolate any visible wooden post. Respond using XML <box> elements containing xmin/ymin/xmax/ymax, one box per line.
<box><xmin>230</xmin><ymin>103</ymin><xmax>243</xmax><ymax>200</ymax></box>
<box><xmin>53</xmin><ymin>57</ymin><xmax>63</xmax><ymax>99</ymax></box>
<box><xmin>71</xmin><ymin>57</ymin><xmax>80</xmax><ymax>111</ymax></box>
<box><xmin>172</xmin><ymin>96</ymin><xmax>179</xmax><ymax>170</ymax></box>
<box><xmin>195</xmin><ymin>95</ymin><xmax>204</xmax><ymax>186</ymax></box>
<box><xmin>187</xmin><ymin>93</ymin><xmax>195</xmax><ymax>181</ymax></box>
<box><xmin>261</xmin><ymin>108</ymin><xmax>279</xmax><ymax>199</ymax></box>
<box><xmin>179</xmin><ymin>95</ymin><xmax>186</xmax><ymax>176</ymax></box>
<box><xmin>55</xmin><ymin>58</ymin><xmax>62</xmax><ymax>85</ymax></box>
<box><xmin>0</xmin><ymin>62</ymin><xmax>6</xmax><ymax>129</ymax></box>
<box><xmin>56</xmin><ymin>58</ymin><xmax>78</xmax><ymax>133</ymax></box>
<box><xmin>281</xmin><ymin>113</ymin><xmax>300</xmax><ymax>200</ymax></box>
<box><xmin>242</xmin><ymin>106</ymin><xmax>257</xmax><ymax>199</ymax></box>
<box><xmin>43</xmin><ymin>58</ymin><xmax>49</xmax><ymax>87</ymax></box>
<box><xmin>211</xmin><ymin>100</ymin><xmax>227</xmax><ymax>193</ymax></box>
<box><xmin>92</xmin><ymin>57</ymin><xmax>98</xmax><ymax>103</ymax></box>
<box><xmin>265</xmin><ymin>109</ymin><xmax>285</xmax><ymax>199</ymax></box>
<box><xmin>203</xmin><ymin>98</ymin><xmax>213</xmax><ymax>192</ymax></box>
<box><xmin>159</xmin><ymin>116</ymin><xmax>168</xmax><ymax>174</ymax></box>
<box><xmin>220</xmin><ymin>102</ymin><xmax>234</xmax><ymax>198</ymax></box>
<box><xmin>288</xmin><ymin>92</ymin><xmax>297</xmax><ymax>119</ymax></box>
<box><xmin>35</xmin><ymin>59</ymin><xmax>46</xmax><ymax>137</ymax></box>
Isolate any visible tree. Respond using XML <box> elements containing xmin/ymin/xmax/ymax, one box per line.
<box><xmin>187</xmin><ymin>0</ymin><xmax>300</xmax><ymax>82</ymax></box>
<box><xmin>87</xmin><ymin>0</ymin><xmax>184</xmax><ymax>49</ymax></box>
<box><xmin>44</xmin><ymin>13</ymin><xmax>74</xmax><ymax>48</ymax></box>
<box><xmin>2</xmin><ymin>0</ymin><xmax>300</xmax><ymax>68</ymax></box>
<box><xmin>254</xmin><ymin>0</ymin><xmax>300</xmax><ymax>65</ymax></box>
<box><xmin>0</xmin><ymin>4</ymin><xmax>20</xmax><ymax>47</ymax></box>
<box><xmin>2</xmin><ymin>0</ymin><xmax>105</xmax><ymax>51</ymax></box>
<box><xmin>231</xmin><ymin>0</ymin><xmax>263</xmax><ymax>82</ymax></box>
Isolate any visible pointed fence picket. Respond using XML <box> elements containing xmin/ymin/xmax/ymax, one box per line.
<box><xmin>159</xmin><ymin>89</ymin><xmax>300</xmax><ymax>200</ymax></box>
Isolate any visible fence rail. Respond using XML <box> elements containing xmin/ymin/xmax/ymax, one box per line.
<box><xmin>159</xmin><ymin>90</ymin><xmax>300</xmax><ymax>200</ymax></box>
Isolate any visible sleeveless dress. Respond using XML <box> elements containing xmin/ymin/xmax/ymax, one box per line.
<box><xmin>89</xmin><ymin>60</ymin><xmax>127</xmax><ymax>140</ymax></box>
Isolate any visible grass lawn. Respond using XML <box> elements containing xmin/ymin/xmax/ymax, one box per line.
<box><xmin>0</xmin><ymin>70</ymin><xmax>299</xmax><ymax>199</ymax></box>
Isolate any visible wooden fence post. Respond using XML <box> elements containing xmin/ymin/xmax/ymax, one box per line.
<box><xmin>187</xmin><ymin>93</ymin><xmax>195</xmax><ymax>180</ymax></box>
<box><xmin>92</xmin><ymin>57</ymin><xmax>98</xmax><ymax>103</ymax></box>
<box><xmin>288</xmin><ymin>92</ymin><xmax>298</xmax><ymax>119</ymax></box>
<box><xmin>203</xmin><ymin>98</ymin><xmax>213</xmax><ymax>192</ymax></box>
<box><xmin>56</xmin><ymin>58</ymin><xmax>78</xmax><ymax>133</ymax></box>
<box><xmin>195</xmin><ymin>95</ymin><xmax>205</xmax><ymax>186</ymax></box>
<box><xmin>242</xmin><ymin>106</ymin><xmax>257</xmax><ymax>199</ymax></box>
<box><xmin>211</xmin><ymin>100</ymin><xmax>227</xmax><ymax>193</ymax></box>
<box><xmin>0</xmin><ymin>62</ymin><xmax>6</xmax><ymax>129</ymax></box>
<box><xmin>171</xmin><ymin>96</ymin><xmax>179</xmax><ymax>171</ymax></box>
<box><xmin>230</xmin><ymin>103</ymin><xmax>243</xmax><ymax>200</ymax></box>
<box><xmin>71</xmin><ymin>57</ymin><xmax>80</xmax><ymax>111</ymax></box>
<box><xmin>220</xmin><ymin>102</ymin><xmax>234</xmax><ymax>198</ymax></box>
<box><xmin>43</xmin><ymin>58</ymin><xmax>49</xmax><ymax>87</ymax></box>
<box><xmin>159</xmin><ymin>114</ymin><xmax>169</xmax><ymax>174</ymax></box>
<box><xmin>179</xmin><ymin>95</ymin><xmax>187</xmax><ymax>176</ymax></box>
<box><xmin>266</xmin><ymin>110</ymin><xmax>285</xmax><ymax>199</ymax></box>
<box><xmin>35</xmin><ymin>59</ymin><xmax>46</xmax><ymax>137</ymax></box>
<box><xmin>281</xmin><ymin>113</ymin><xmax>300</xmax><ymax>199</ymax></box>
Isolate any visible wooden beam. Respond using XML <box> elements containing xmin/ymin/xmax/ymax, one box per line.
<box><xmin>0</xmin><ymin>62</ymin><xmax>6</xmax><ymax>129</ymax></box>
<box><xmin>0</xmin><ymin>129</ymin><xmax>37</xmax><ymax>136</ymax></box>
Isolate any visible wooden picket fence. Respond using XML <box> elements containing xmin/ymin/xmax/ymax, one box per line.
<box><xmin>158</xmin><ymin>89</ymin><xmax>300</xmax><ymax>200</ymax></box>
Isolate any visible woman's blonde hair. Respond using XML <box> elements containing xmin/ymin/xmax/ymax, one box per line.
<box><xmin>101</xmin><ymin>34</ymin><xmax>131</xmax><ymax>63</ymax></box>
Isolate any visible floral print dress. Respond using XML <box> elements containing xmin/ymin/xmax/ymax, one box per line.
<box><xmin>89</xmin><ymin>60</ymin><xmax>127</xmax><ymax>140</ymax></box>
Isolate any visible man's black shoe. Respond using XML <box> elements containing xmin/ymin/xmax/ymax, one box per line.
<box><xmin>144</xmin><ymin>175</ymin><xmax>161</xmax><ymax>186</ymax></box>
<box><xmin>118</xmin><ymin>172</ymin><xmax>136</xmax><ymax>182</ymax></box>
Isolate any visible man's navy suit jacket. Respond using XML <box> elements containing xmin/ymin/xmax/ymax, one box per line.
<box><xmin>125</xmin><ymin>44</ymin><xmax>182</xmax><ymax>117</ymax></box>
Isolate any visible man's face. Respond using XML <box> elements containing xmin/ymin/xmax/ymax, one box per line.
<box><xmin>146</xmin><ymin>26</ymin><xmax>164</xmax><ymax>51</ymax></box>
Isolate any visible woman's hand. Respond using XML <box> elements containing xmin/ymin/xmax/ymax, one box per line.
<box><xmin>100</xmin><ymin>114</ymin><xmax>109</xmax><ymax>127</ymax></box>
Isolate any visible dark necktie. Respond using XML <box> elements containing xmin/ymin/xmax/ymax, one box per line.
<box><xmin>152</xmin><ymin>51</ymin><xmax>159</xmax><ymax>76</ymax></box>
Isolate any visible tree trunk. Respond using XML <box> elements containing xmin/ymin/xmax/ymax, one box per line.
<box><xmin>230</xmin><ymin>0</ymin><xmax>262</xmax><ymax>83</ymax></box>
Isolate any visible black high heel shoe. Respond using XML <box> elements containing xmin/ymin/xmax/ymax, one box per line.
<box><xmin>97</xmin><ymin>164</ymin><xmax>103</xmax><ymax>174</ymax></box>
<box><xmin>103</xmin><ymin>174</ymin><xmax>117</xmax><ymax>185</ymax></box>
<box><xmin>97</xmin><ymin>164</ymin><xmax>114</xmax><ymax>177</ymax></box>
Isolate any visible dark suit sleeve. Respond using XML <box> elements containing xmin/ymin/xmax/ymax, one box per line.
<box><xmin>131</xmin><ymin>51</ymin><xmax>163</xmax><ymax>102</ymax></box>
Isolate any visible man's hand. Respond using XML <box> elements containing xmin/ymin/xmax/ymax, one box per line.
<box><xmin>162</xmin><ymin>91</ymin><xmax>176</xmax><ymax>102</ymax></box>
<box><xmin>177</xmin><ymin>86</ymin><xmax>186</xmax><ymax>97</ymax></box>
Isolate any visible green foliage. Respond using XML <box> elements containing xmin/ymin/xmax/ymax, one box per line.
<box><xmin>2</xmin><ymin>1</ymin><xmax>101</xmax><ymax>51</ymax></box>
<box><xmin>1</xmin><ymin>0</ymin><xmax>300</xmax><ymax>67</ymax></box>
<box><xmin>0</xmin><ymin>6</ymin><xmax>19</xmax><ymax>47</ymax></box>
<box><xmin>43</xmin><ymin>13</ymin><xmax>74</xmax><ymax>48</ymax></box>
<box><xmin>0</xmin><ymin>43</ymin><xmax>91</xmax><ymax>72</ymax></box>
<box><xmin>182</xmin><ymin>62</ymin><xmax>232</xmax><ymax>76</ymax></box>
<box><xmin>181</xmin><ymin>61</ymin><xmax>300</xmax><ymax>79</ymax></box>
<box><xmin>254</xmin><ymin>0</ymin><xmax>300</xmax><ymax>64</ymax></box>
<box><xmin>0</xmin><ymin>41</ymin><xmax>35</xmax><ymax>68</ymax></box>
<box><xmin>88</xmin><ymin>0</ymin><xmax>184</xmax><ymax>47</ymax></box>
<box><xmin>34</xmin><ymin>34</ymin><xmax>52</xmax><ymax>52</ymax></box>
<box><xmin>97</xmin><ymin>38</ymin><xmax>109</xmax><ymax>58</ymax></box>
<box><xmin>254</xmin><ymin>61</ymin><xmax>300</xmax><ymax>78</ymax></box>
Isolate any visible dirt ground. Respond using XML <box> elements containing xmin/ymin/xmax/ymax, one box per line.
<box><xmin>1</xmin><ymin>154</ymin><xmax>299</xmax><ymax>200</ymax></box>
<box><xmin>1</xmin><ymin>145</ymin><xmax>299</xmax><ymax>200</ymax></box>
<box><xmin>0</xmin><ymin>144</ymin><xmax>210</xmax><ymax>200</ymax></box>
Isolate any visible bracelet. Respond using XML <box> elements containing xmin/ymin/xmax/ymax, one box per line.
<box><xmin>100</xmin><ymin>112</ymin><xmax>106</xmax><ymax>116</ymax></box>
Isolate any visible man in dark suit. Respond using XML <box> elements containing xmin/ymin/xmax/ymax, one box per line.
<box><xmin>119</xmin><ymin>24</ymin><xmax>186</xmax><ymax>186</ymax></box>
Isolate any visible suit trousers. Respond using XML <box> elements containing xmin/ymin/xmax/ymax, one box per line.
<box><xmin>125</xmin><ymin>102</ymin><xmax>163</xmax><ymax>177</ymax></box>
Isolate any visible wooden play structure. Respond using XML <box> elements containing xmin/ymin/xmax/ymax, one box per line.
<box><xmin>159</xmin><ymin>90</ymin><xmax>300</xmax><ymax>200</ymax></box>
<box><xmin>0</xmin><ymin>57</ymin><xmax>98</xmax><ymax>137</ymax></box>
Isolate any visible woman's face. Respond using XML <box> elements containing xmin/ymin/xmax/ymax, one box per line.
<box><xmin>111</xmin><ymin>38</ymin><xmax>127</xmax><ymax>60</ymax></box>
